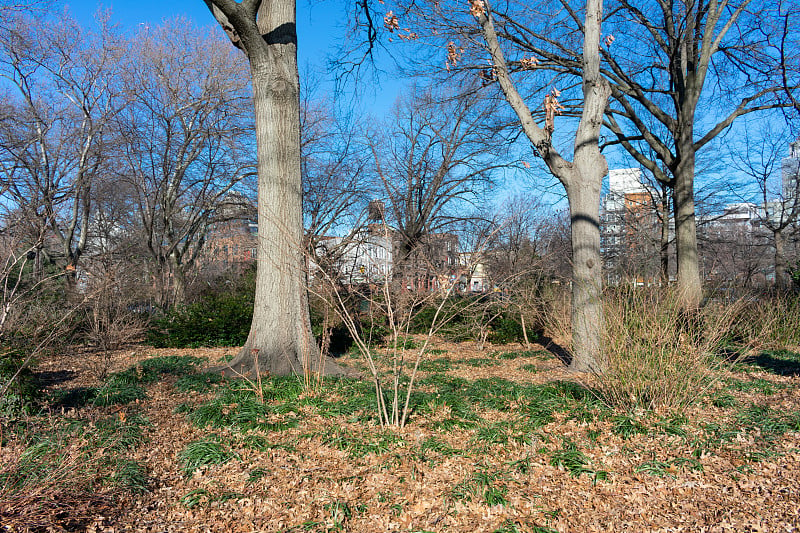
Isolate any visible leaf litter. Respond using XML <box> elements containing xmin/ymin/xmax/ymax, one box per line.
<box><xmin>2</xmin><ymin>341</ymin><xmax>799</xmax><ymax>532</ymax></box>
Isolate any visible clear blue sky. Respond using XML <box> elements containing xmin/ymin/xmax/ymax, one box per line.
<box><xmin>66</xmin><ymin>0</ymin><xmax>341</xmax><ymax>66</ymax></box>
<box><xmin>64</xmin><ymin>0</ymin><xmax>401</xmax><ymax>114</ymax></box>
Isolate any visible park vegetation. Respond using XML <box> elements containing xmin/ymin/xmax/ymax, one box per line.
<box><xmin>1</xmin><ymin>1</ymin><xmax>800</xmax><ymax>530</ymax></box>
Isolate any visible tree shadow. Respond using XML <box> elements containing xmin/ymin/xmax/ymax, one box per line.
<box><xmin>49</xmin><ymin>387</ymin><xmax>97</xmax><ymax>409</ymax></box>
<box><xmin>35</xmin><ymin>369</ymin><xmax>77</xmax><ymax>388</ymax></box>
<box><xmin>739</xmin><ymin>350</ymin><xmax>800</xmax><ymax>377</ymax></box>
<box><xmin>537</xmin><ymin>334</ymin><xmax>573</xmax><ymax>366</ymax></box>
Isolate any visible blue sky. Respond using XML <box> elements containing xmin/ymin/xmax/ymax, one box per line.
<box><xmin>65</xmin><ymin>0</ymin><xmax>402</xmax><ymax>114</ymax></box>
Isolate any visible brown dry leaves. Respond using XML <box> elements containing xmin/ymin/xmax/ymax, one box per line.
<box><xmin>6</xmin><ymin>341</ymin><xmax>800</xmax><ymax>532</ymax></box>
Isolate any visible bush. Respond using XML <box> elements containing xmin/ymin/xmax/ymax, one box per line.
<box><xmin>0</xmin><ymin>345</ymin><xmax>40</xmax><ymax>416</ymax></box>
<box><xmin>486</xmin><ymin>314</ymin><xmax>528</xmax><ymax>345</ymax></box>
<box><xmin>409</xmin><ymin>297</ymin><xmax>532</xmax><ymax>345</ymax></box>
<box><xmin>597</xmin><ymin>287</ymin><xmax>744</xmax><ymax>411</ymax></box>
<box><xmin>147</xmin><ymin>292</ymin><xmax>253</xmax><ymax>348</ymax></box>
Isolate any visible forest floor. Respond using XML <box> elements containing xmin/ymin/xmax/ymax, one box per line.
<box><xmin>2</xmin><ymin>338</ymin><xmax>800</xmax><ymax>532</ymax></box>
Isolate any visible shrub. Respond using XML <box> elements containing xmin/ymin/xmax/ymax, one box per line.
<box><xmin>486</xmin><ymin>314</ymin><xmax>527</xmax><ymax>345</ymax></box>
<box><xmin>409</xmin><ymin>296</ymin><xmax>534</xmax><ymax>345</ymax></box>
<box><xmin>147</xmin><ymin>292</ymin><xmax>253</xmax><ymax>348</ymax></box>
<box><xmin>0</xmin><ymin>345</ymin><xmax>40</xmax><ymax>416</ymax></box>
<box><xmin>597</xmin><ymin>287</ymin><xmax>744</xmax><ymax>411</ymax></box>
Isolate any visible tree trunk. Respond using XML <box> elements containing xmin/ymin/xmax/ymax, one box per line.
<box><xmin>205</xmin><ymin>0</ymin><xmax>345</xmax><ymax>378</ymax></box>
<box><xmin>566</xmin><ymin>168</ymin><xmax>604</xmax><ymax>373</ymax></box>
<box><xmin>169</xmin><ymin>253</ymin><xmax>187</xmax><ymax>307</ymax></box>
<box><xmin>774</xmin><ymin>229</ymin><xmax>789</xmax><ymax>291</ymax></box>
<box><xmin>475</xmin><ymin>0</ymin><xmax>608</xmax><ymax>372</ymax></box>
<box><xmin>660</xmin><ymin>184</ymin><xmax>670</xmax><ymax>286</ymax></box>
<box><xmin>672</xmin><ymin>134</ymin><xmax>702</xmax><ymax>310</ymax></box>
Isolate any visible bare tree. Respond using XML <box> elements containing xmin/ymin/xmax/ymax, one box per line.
<box><xmin>594</xmin><ymin>0</ymin><xmax>798</xmax><ymax>308</ymax></box>
<box><xmin>301</xmin><ymin>94</ymin><xmax>373</xmax><ymax>272</ymax></box>
<box><xmin>0</xmin><ymin>12</ymin><xmax>124</xmax><ymax>287</ymax></box>
<box><xmin>370</xmin><ymin>85</ymin><xmax>506</xmax><ymax>290</ymax></box>
<box><xmin>433</xmin><ymin>0</ymin><xmax>797</xmax><ymax>309</ymax></box>
<box><xmin>114</xmin><ymin>20</ymin><xmax>255</xmax><ymax>308</ymax></box>
<box><xmin>732</xmin><ymin>124</ymin><xmax>800</xmax><ymax>290</ymax></box>
<box><xmin>460</xmin><ymin>0</ymin><xmax>611</xmax><ymax>371</ymax></box>
<box><xmin>382</xmin><ymin>0</ymin><xmax>610</xmax><ymax>369</ymax></box>
<box><xmin>202</xmin><ymin>0</ymin><xmax>347</xmax><ymax>377</ymax></box>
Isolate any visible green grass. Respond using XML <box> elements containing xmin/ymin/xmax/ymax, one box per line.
<box><xmin>734</xmin><ymin>403</ymin><xmax>800</xmax><ymax>442</ymax></box>
<box><xmin>654</xmin><ymin>415</ymin><xmax>688</xmax><ymax>438</ymax></box>
<box><xmin>112</xmin><ymin>460</ymin><xmax>149</xmax><ymax>493</ymax></box>
<box><xmin>493</xmin><ymin>521</ymin><xmax>558</xmax><ymax>533</ymax></box>
<box><xmin>185</xmin><ymin>381</ymin><xmax>300</xmax><ymax>432</ymax></box>
<box><xmin>548</xmin><ymin>439</ymin><xmax>608</xmax><ymax>483</ymax></box>
<box><xmin>611</xmin><ymin>413</ymin><xmax>648</xmax><ymax>440</ymax></box>
<box><xmin>0</xmin><ymin>414</ymin><xmax>151</xmax><ymax>496</ymax></box>
<box><xmin>634</xmin><ymin>456</ymin><xmax>703</xmax><ymax>478</ymax></box>
<box><xmin>92</xmin><ymin>382</ymin><xmax>147</xmax><ymax>406</ymax></box>
<box><xmin>175</xmin><ymin>372</ymin><xmax>226</xmax><ymax>393</ymax></box>
<box><xmin>417</xmin><ymin>357</ymin><xmax>455</xmax><ymax>372</ymax></box>
<box><xmin>725</xmin><ymin>377</ymin><xmax>784</xmax><ymax>396</ymax></box>
<box><xmin>462</xmin><ymin>358</ymin><xmax>502</xmax><ymax>368</ymax></box>
<box><xmin>179</xmin><ymin>439</ymin><xmax>238</xmax><ymax>477</ymax></box>
<box><xmin>710</xmin><ymin>392</ymin><xmax>738</xmax><ymax>408</ymax></box>
<box><xmin>418</xmin><ymin>436</ymin><xmax>463</xmax><ymax>460</ymax></box>
<box><xmin>88</xmin><ymin>355</ymin><xmax>207</xmax><ymax>406</ymax></box>
<box><xmin>451</xmin><ymin>469</ymin><xmax>509</xmax><ymax>506</ymax></box>
<box><xmin>314</xmin><ymin>427</ymin><xmax>403</xmax><ymax>458</ymax></box>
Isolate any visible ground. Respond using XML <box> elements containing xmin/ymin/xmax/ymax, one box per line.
<box><xmin>2</xmin><ymin>339</ymin><xmax>799</xmax><ymax>532</ymax></box>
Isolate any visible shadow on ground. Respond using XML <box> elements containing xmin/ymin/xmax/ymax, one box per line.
<box><xmin>741</xmin><ymin>350</ymin><xmax>800</xmax><ymax>377</ymax></box>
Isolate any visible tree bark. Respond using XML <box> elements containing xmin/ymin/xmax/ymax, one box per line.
<box><xmin>774</xmin><ymin>229</ymin><xmax>789</xmax><ymax>291</ymax></box>
<box><xmin>672</xmin><ymin>134</ymin><xmax>702</xmax><ymax>310</ymax></box>
<box><xmin>565</xmin><ymin>174</ymin><xmax>604</xmax><ymax>372</ymax></box>
<box><xmin>204</xmin><ymin>0</ymin><xmax>345</xmax><ymax>377</ymax></box>
<box><xmin>475</xmin><ymin>0</ymin><xmax>609</xmax><ymax>372</ymax></box>
<box><xmin>169</xmin><ymin>253</ymin><xmax>187</xmax><ymax>307</ymax></box>
<box><xmin>660</xmin><ymin>184</ymin><xmax>670</xmax><ymax>286</ymax></box>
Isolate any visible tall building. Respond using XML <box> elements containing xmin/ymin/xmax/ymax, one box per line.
<box><xmin>782</xmin><ymin>139</ymin><xmax>800</xmax><ymax>200</ymax></box>
<box><xmin>601</xmin><ymin>168</ymin><xmax>662</xmax><ymax>283</ymax></box>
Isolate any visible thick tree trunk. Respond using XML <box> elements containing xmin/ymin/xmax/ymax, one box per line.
<box><xmin>774</xmin><ymin>229</ymin><xmax>789</xmax><ymax>291</ymax></box>
<box><xmin>169</xmin><ymin>253</ymin><xmax>187</xmax><ymax>307</ymax></box>
<box><xmin>206</xmin><ymin>0</ymin><xmax>345</xmax><ymax>378</ymax></box>
<box><xmin>672</xmin><ymin>133</ymin><xmax>702</xmax><ymax>310</ymax></box>
<box><xmin>565</xmin><ymin>176</ymin><xmax>604</xmax><ymax>372</ymax></box>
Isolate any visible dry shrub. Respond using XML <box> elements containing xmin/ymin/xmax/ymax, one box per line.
<box><xmin>533</xmin><ymin>282</ymin><xmax>572</xmax><ymax>346</ymax></box>
<box><xmin>726</xmin><ymin>292</ymin><xmax>800</xmax><ymax>351</ymax></box>
<box><xmin>597</xmin><ymin>286</ymin><xmax>745</xmax><ymax>411</ymax></box>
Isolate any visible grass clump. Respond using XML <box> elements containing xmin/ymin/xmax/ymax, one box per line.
<box><xmin>634</xmin><ymin>457</ymin><xmax>703</xmax><ymax>478</ymax></box>
<box><xmin>92</xmin><ymin>381</ymin><xmax>147</xmax><ymax>407</ymax></box>
<box><xmin>451</xmin><ymin>469</ymin><xmax>509</xmax><ymax>506</ymax></box>
<box><xmin>179</xmin><ymin>439</ymin><xmax>238</xmax><ymax>477</ymax></box>
<box><xmin>315</xmin><ymin>427</ymin><xmax>403</xmax><ymax>458</ymax></box>
<box><xmin>548</xmin><ymin>439</ymin><xmax>608</xmax><ymax>483</ymax></box>
<box><xmin>112</xmin><ymin>460</ymin><xmax>149</xmax><ymax>493</ymax></box>
<box><xmin>175</xmin><ymin>372</ymin><xmax>226</xmax><ymax>393</ymax></box>
<box><xmin>611</xmin><ymin>413</ymin><xmax>648</xmax><ymax>440</ymax></box>
<box><xmin>187</xmin><ymin>383</ymin><xmax>298</xmax><ymax>432</ymax></box>
<box><xmin>417</xmin><ymin>358</ymin><xmax>455</xmax><ymax>372</ymax></box>
<box><xmin>597</xmin><ymin>287</ymin><xmax>744</xmax><ymax>411</ymax></box>
<box><xmin>734</xmin><ymin>404</ymin><xmax>800</xmax><ymax>442</ymax></box>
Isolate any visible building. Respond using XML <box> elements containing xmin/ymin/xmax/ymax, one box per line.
<box><xmin>782</xmin><ymin>138</ymin><xmax>800</xmax><ymax>201</ymax></box>
<box><xmin>600</xmin><ymin>168</ymin><xmax>663</xmax><ymax>284</ymax></box>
